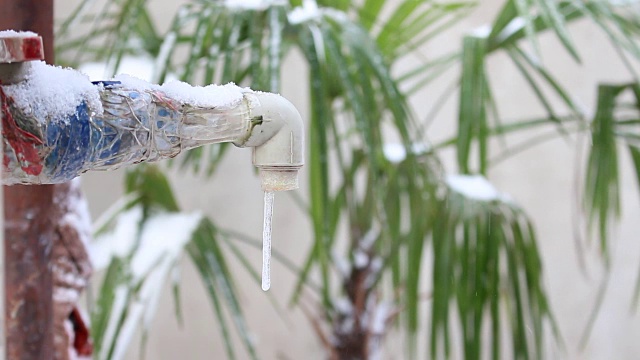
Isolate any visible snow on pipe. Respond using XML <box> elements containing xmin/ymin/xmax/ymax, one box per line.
<box><xmin>0</xmin><ymin>34</ymin><xmax>303</xmax><ymax>191</ymax></box>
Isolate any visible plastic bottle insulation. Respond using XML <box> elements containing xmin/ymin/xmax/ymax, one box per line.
<box><xmin>1</xmin><ymin>63</ymin><xmax>254</xmax><ymax>185</ymax></box>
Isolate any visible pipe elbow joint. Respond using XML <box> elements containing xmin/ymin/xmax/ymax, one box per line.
<box><xmin>237</xmin><ymin>92</ymin><xmax>304</xmax><ymax>192</ymax></box>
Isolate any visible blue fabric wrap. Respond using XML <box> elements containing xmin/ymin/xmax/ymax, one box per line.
<box><xmin>40</xmin><ymin>81</ymin><xmax>179</xmax><ymax>181</ymax></box>
<box><xmin>45</xmin><ymin>102</ymin><xmax>92</xmax><ymax>182</ymax></box>
<box><xmin>90</xmin><ymin>80</ymin><xmax>127</xmax><ymax>166</ymax></box>
<box><xmin>44</xmin><ymin>81</ymin><xmax>126</xmax><ymax>181</ymax></box>
<box><xmin>88</xmin><ymin>112</ymin><xmax>127</xmax><ymax>167</ymax></box>
<box><xmin>92</xmin><ymin>80</ymin><xmax>121</xmax><ymax>87</ymax></box>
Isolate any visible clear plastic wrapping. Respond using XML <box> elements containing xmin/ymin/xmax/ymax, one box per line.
<box><xmin>1</xmin><ymin>81</ymin><xmax>252</xmax><ymax>185</ymax></box>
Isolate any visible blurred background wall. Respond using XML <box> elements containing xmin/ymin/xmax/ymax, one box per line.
<box><xmin>54</xmin><ymin>0</ymin><xmax>640</xmax><ymax>359</ymax></box>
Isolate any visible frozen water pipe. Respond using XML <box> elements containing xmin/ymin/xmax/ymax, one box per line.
<box><xmin>0</xmin><ymin>32</ymin><xmax>304</xmax><ymax>191</ymax></box>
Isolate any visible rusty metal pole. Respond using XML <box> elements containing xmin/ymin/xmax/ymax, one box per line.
<box><xmin>0</xmin><ymin>0</ymin><xmax>59</xmax><ymax>359</ymax></box>
<box><xmin>0</xmin><ymin>137</ymin><xmax>3</xmax><ymax>359</ymax></box>
<box><xmin>1</xmin><ymin>3</ymin><xmax>94</xmax><ymax>359</ymax></box>
<box><xmin>0</xmin><ymin>36</ymin><xmax>3</xmax><ymax>360</ymax></box>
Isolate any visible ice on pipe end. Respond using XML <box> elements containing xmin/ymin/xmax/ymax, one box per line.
<box><xmin>259</xmin><ymin>168</ymin><xmax>299</xmax><ymax>192</ymax></box>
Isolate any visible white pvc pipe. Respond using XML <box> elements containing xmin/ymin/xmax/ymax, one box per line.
<box><xmin>238</xmin><ymin>92</ymin><xmax>305</xmax><ymax>192</ymax></box>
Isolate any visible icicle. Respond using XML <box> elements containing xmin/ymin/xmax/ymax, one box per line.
<box><xmin>262</xmin><ymin>191</ymin><xmax>275</xmax><ymax>291</ymax></box>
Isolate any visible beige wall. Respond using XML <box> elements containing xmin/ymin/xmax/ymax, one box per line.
<box><xmin>56</xmin><ymin>1</ymin><xmax>640</xmax><ymax>359</ymax></box>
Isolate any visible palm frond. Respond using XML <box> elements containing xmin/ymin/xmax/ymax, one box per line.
<box><xmin>89</xmin><ymin>165</ymin><xmax>257</xmax><ymax>360</ymax></box>
<box><xmin>288</xmin><ymin>7</ymin><xmax>422</xmax><ymax>309</ymax></box>
<box><xmin>457</xmin><ymin>34</ymin><xmax>488</xmax><ymax>174</ymax></box>
<box><xmin>431</xmin><ymin>175</ymin><xmax>555</xmax><ymax>360</ymax></box>
<box><xmin>584</xmin><ymin>85</ymin><xmax>625</xmax><ymax>258</ymax></box>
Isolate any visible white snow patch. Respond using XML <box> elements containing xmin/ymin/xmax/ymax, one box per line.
<box><xmin>53</xmin><ymin>264</ymin><xmax>87</xmax><ymax>289</ymax></box>
<box><xmin>158</xmin><ymin>80</ymin><xmax>247</xmax><ymax>108</ymax></box>
<box><xmin>99</xmin><ymin>286</ymin><xmax>129</xmax><ymax>360</ymax></box>
<box><xmin>353</xmin><ymin>250</ymin><xmax>369</xmax><ymax>269</ymax></box>
<box><xmin>80</xmin><ymin>55</ymin><xmax>249</xmax><ymax>109</ymax></box>
<box><xmin>370</xmin><ymin>257</ymin><xmax>382</xmax><ymax>274</ymax></box>
<box><xmin>114</xmin><ymin>73</ymin><xmax>159</xmax><ymax>92</ymax></box>
<box><xmin>223</xmin><ymin>0</ymin><xmax>286</xmax><ymax>10</ymax></box>
<box><xmin>332</xmin><ymin>252</ymin><xmax>351</xmax><ymax>279</ymax></box>
<box><xmin>359</xmin><ymin>226</ymin><xmax>379</xmax><ymax>250</ymax></box>
<box><xmin>370</xmin><ymin>302</ymin><xmax>391</xmax><ymax>334</ymax></box>
<box><xmin>288</xmin><ymin>0</ymin><xmax>320</xmax><ymax>24</ymax></box>
<box><xmin>411</xmin><ymin>142</ymin><xmax>429</xmax><ymax>155</ymax></box>
<box><xmin>139</xmin><ymin>268</ymin><xmax>167</xmax><ymax>338</ymax></box>
<box><xmin>608</xmin><ymin>0</ymin><xmax>640</xmax><ymax>6</ymax></box>
<box><xmin>111</xmin><ymin>265</ymin><xmax>170</xmax><ymax>360</ymax></box>
<box><xmin>497</xmin><ymin>17</ymin><xmax>526</xmax><ymax>43</ymax></box>
<box><xmin>446</xmin><ymin>174</ymin><xmax>512</xmax><ymax>203</ymax></box>
<box><xmin>91</xmin><ymin>208</ymin><xmax>204</xmax><ymax>360</ymax></box>
<box><xmin>2</xmin><ymin>61</ymin><xmax>103</xmax><ymax>118</ymax></box>
<box><xmin>365</xmin><ymin>257</ymin><xmax>383</xmax><ymax>288</ymax></box>
<box><xmin>471</xmin><ymin>24</ymin><xmax>491</xmax><ymax>38</ymax></box>
<box><xmin>109</xmin><ymin>301</ymin><xmax>144</xmax><ymax>360</ymax></box>
<box><xmin>383</xmin><ymin>143</ymin><xmax>407</xmax><ymax>163</ymax></box>
<box><xmin>334</xmin><ymin>297</ymin><xmax>353</xmax><ymax>315</ymax></box>
<box><xmin>383</xmin><ymin>142</ymin><xmax>431</xmax><ymax>163</ymax></box>
<box><xmin>0</xmin><ymin>30</ymin><xmax>38</xmax><ymax>38</ymax></box>
<box><xmin>130</xmin><ymin>211</ymin><xmax>203</xmax><ymax>279</ymax></box>
<box><xmin>60</xmin><ymin>178</ymin><xmax>93</xmax><ymax>247</ymax></box>
<box><xmin>90</xmin><ymin>207</ymin><xmax>143</xmax><ymax>270</ymax></box>
<box><xmin>92</xmin><ymin>207</ymin><xmax>201</xmax><ymax>360</ymax></box>
<box><xmin>53</xmin><ymin>287</ymin><xmax>81</xmax><ymax>304</ymax></box>
<box><xmin>338</xmin><ymin>317</ymin><xmax>355</xmax><ymax>335</ymax></box>
<box><xmin>91</xmin><ymin>193</ymin><xmax>139</xmax><ymax>240</ymax></box>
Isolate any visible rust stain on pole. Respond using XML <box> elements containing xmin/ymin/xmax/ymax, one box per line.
<box><xmin>4</xmin><ymin>186</ymin><xmax>58</xmax><ymax>359</ymax></box>
<box><xmin>1</xmin><ymin>0</ymin><xmax>58</xmax><ymax>358</ymax></box>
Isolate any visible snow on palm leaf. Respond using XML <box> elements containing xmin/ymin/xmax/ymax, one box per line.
<box><xmin>90</xmin><ymin>206</ymin><xmax>203</xmax><ymax>360</ymax></box>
